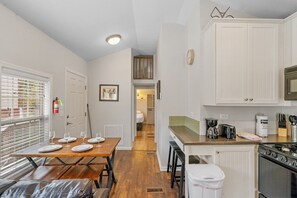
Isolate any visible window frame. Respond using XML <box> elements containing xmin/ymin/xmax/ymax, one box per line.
<box><xmin>0</xmin><ymin>61</ymin><xmax>52</xmax><ymax>179</ymax></box>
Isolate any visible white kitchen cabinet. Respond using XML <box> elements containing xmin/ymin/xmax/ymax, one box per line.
<box><xmin>291</xmin><ymin>17</ymin><xmax>297</xmax><ymax>66</ymax></box>
<box><xmin>216</xmin><ymin>23</ymin><xmax>248</xmax><ymax>103</ymax></box>
<box><xmin>183</xmin><ymin>143</ymin><xmax>257</xmax><ymax>198</ymax></box>
<box><xmin>214</xmin><ymin>146</ymin><xmax>256</xmax><ymax>198</ymax></box>
<box><xmin>203</xmin><ymin>19</ymin><xmax>280</xmax><ymax>105</ymax></box>
<box><xmin>247</xmin><ymin>23</ymin><xmax>278</xmax><ymax>103</ymax></box>
<box><xmin>283</xmin><ymin>15</ymin><xmax>297</xmax><ymax>68</ymax></box>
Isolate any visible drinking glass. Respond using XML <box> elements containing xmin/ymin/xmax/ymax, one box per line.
<box><xmin>49</xmin><ymin>131</ymin><xmax>55</xmax><ymax>144</ymax></box>
<box><xmin>96</xmin><ymin>132</ymin><xmax>102</xmax><ymax>147</ymax></box>
<box><xmin>80</xmin><ymin>131</ymin><xmax>87</xmax><ymax>144</ymax></box>
<box><xmin>64</xmin><ymin>132</ymin><xmax>70</xmax><ymax>147</ymax></box>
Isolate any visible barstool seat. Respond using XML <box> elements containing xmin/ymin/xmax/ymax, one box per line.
<box><xmin>171</xmin><ymin>150</ymin><xmax>200</xmax><ymax>198</ymax></box>
<box><xmin>167</xmin><ymin>141</ymin><xmax>181</xmax><ymax>172</ymax></box>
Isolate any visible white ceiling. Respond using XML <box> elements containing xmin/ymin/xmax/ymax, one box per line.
<box><xmin>210</xmin><ymin>0</ymin><xmax>297</xmax><ymax>19</ymax></box>
<box><xmin>0</xmin><ymin>0</ymin><xmax>297</xmax><ymax>61</ymax></box>
<box><xmin>0</xmin><ymin>0</ymin><xmax>195</xmax><ymax>61</ymax></box>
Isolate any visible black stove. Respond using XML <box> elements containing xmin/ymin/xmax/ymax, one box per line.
<box><xmin>259</xmin><ymin>143</ymin><xmax>297</xmax><ymax>171</ymax></box>
<box><xmin>258</xmin><ymin>143</ymin><xmax>297</xmax><ymax>198</ymax></box>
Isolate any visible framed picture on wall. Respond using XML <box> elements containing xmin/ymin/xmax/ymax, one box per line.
<box><xmin>157</xmin><ymin>80</ymin><xmax>161</xmax><ymax>100</ymax></box>
<box><xmin>99</xmin><ymin>84</ymin><xmax>119</xmax><ymax>101</ymax></box>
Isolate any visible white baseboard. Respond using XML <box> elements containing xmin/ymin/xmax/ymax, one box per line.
<box><xmin>157</xmin><ymin>150</ymin><xmax>167</xmax><ymax>171</ymax></box>
<box><xmin>117</xmin><ymin>146</ymin><xmax>132</xmax><ymax>150</ymax></box>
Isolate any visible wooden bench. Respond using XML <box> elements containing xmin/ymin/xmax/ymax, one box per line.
<box><xmin>60</xmin><ymin>165</ymin><xmax>105</xmax><ymax>188</ymax></box>
<box><xmin>20</xmin><ymin>166</ymin><xmax>70</xmax><ymax>180</ymax></box>
<box><xmin>45</xmin><ymin>157</ymin><xmax>83</xmax><ymax>165</ymax></box>
<box><xmin>78</xmin><ymin>157</ymin><xmax>106</xmax><ymax>165</ymax></box>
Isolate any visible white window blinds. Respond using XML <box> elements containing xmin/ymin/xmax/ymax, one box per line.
<box><xmin>0</xmin><ymin>67</ymin><xmax>50</xmax><ymax>178</ymax></box>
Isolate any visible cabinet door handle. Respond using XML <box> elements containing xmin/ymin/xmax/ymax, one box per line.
<box><xmin>216</xmin><ymin>151</ymin><xmax>219</xmax><ymax>154</ymax></box>
<box><xmin>244</xmin><ymin>98</ymin><xmax>248</xmax><ymax>101</ymax></box>
<box><xmin>249</xmin><ymin>98</ymin><xmax>253</xmax><ymax>101</ymax></box>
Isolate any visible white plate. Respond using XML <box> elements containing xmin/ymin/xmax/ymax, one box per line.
<box><xmin>71</xmin><ymin>144</ymin><xmax>93</xmax><ymax>152</ymax></box>
<box><xmin>87</xmin><ymin>137</ymin><xmax>105</xmax><ymax>144</ymax></box>
<box><xmin>58</xmin><ymin>137</ymin><xmax>77</xmax><ymax>143</ymax></box>
<box><xmin>38</xmin><ymin>144</ymin><xmax>63</xmax><ymax>153</ymax></box>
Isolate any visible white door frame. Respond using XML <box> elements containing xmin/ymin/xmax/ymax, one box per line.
<box><xmin>132</xmin><ymin>84</ymin><xmax>156</xmax><ymax>143</ymax></box>
<box><xmin>65</xmin><ymin>68</ymin><xmax>88</xmax><ymax>134</ymax></box>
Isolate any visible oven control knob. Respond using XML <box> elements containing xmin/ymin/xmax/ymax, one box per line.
<box><xmin>292</xmin><ymin>161</ymin><xmax>297</xmax><ymax>167</ymax></box>
<box><xmin>280</xmin><ymin>156</ymin><xmax>287</xmax><ymax>163</ymax></box>
<box><xmin>265</xmin><ymin>150</ymin><xmax>271</xmax><ymax>155</ymax></box>
<box><xmin>271</xmin><ymin>152</ymin><xmax>277</xmax><ymax>158</ymax></box>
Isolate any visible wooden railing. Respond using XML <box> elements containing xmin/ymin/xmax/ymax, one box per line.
<box><xmin>133</xmin><ymin>55</ymin><xmax>153</xmax><ymax>79</ymax></box>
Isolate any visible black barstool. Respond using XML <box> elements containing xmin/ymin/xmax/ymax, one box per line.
<box><xmin>171</xmin><ymin>151</ymin><xmax>200</xmax><ymax>198</ymax></box>
<box><xmin>167</xmin><ymin>141</ymin><xmax>181</xmax><ymax>172</ymax></box>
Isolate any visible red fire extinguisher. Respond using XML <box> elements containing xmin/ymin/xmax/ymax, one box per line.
<box><xmin>53</xmin><ymin>97</ymin><xmax>59</xmax><ymax>114</ymax></box>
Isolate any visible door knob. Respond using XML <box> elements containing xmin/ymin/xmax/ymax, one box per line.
<box><xmin>66</xmin><ymin>122</ymin><xmax>73</xmax><ymax>125</ymax></box>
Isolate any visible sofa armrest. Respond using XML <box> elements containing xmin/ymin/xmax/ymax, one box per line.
<box><xmin>93</xmin><ymin>188</ymin><xmax>109</xmax><ymax>198</ymax></box>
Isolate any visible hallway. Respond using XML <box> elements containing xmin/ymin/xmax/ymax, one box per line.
<box><xmin>133</xmin><ymin>124</ymin><xmax>156</xmax><ymax>151</ymax></box>
<box><xmin>110</xmin><ymin>150</ymin><xmax>179</xmax><ymax>198</ymax></box>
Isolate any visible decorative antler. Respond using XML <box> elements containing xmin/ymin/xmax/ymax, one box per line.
<box><xmin>210</xmin><ymin>7</ymin><xmax>234</xmax><ymax>18</ymax></box>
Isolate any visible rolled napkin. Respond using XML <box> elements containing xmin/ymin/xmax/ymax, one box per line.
<box><xmin>237</xmin><ymin>132</ymin><xmax>262</xmax><ymax>141</ymax></box>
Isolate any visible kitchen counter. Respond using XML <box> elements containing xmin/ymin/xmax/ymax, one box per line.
<box><xmin>169</xmin><ymin>126</ymin><xmax>294</xmax><ymax>145</ymax></box>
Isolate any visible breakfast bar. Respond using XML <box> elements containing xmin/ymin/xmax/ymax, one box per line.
<box><xmin>169</xmin><ymin>125</ymin><xmax>294</xmax><ymax>198</ymax></box>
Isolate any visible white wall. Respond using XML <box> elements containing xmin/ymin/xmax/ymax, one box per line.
<box><xmin>0</xmin><ymin>4</ymin><xmax>88</xmax><ymax>137</ymax></box>
<box><xmin>203</xmin><ymin>106</ymin><xmax>297</xmax><ymax>134</ymax></box>
<box><xmin>156</xmin><ymin>23</ymin><xmax>187</xmax><ymax>170</ymax></box>
<box><xmin>87</xmin><ymin>48</ymin><xmax>132</xmax><ymax>149</ymax></box>
<box><xmin>185</xmin><ymin>1</ymin><xmax>201</xmax><ymax>121</ymax></box>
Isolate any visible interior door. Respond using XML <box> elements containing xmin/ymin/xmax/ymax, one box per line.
<box><xmin>66</xmin><ymin>70</ymin><xmax>87</xmax><ymax>137</ymax></box>
<box><xmin>146</xmin><ymin>94</ymin><xmax>155</xmax><ymax>124</ymax></box>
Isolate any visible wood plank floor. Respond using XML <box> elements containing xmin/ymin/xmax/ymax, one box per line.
<box><xmin>109</xmin><ymin>150</ymin><xmax>179</xmax><ymax>198</ymax></box>
<box><xmin>133</xmin><ymin>124</ymin><xmax>156</xmax><ymax>151</ymax></box>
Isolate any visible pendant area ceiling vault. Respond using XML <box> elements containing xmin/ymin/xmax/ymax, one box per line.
<box><xmin>0</xmin><ymin>0</ymin><xmax>195</xmax><ymax>61</ymax></box>
<box><xmin>210</xmin><ymin>0</ymin><xmax>297</xmax><ymax>19</ymax></box>
<box><xmin>0</xmin><ymin>0</ymin><xmax>297</xmax><ymax>61</ymax></box>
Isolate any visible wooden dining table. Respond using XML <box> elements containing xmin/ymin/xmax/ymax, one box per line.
<box><xmin>11</xmin><ymin>137</ymin><xmax>121</xmax><ymax>189</ymax></box>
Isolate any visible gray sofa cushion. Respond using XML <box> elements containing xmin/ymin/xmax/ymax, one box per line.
<box><xmin>1</xmin><ymin>179</ymin><xmax>93</xmax><ymax>198</ymax></box>
<box><xmin>0</xmin><ymin>179</ymin><xmax>16</xmax><ymax>196</ymax></box>
<box><xmin>1</xmin><ymin>180</ymin><xmax>41</xmax><ymax>197</ymax></box>
<box><xmin>39</xmin><ymin>179</ymin><xmax>92</xmax><ymax>198</ymax></box>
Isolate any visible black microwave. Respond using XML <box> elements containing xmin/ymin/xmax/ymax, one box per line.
<box><xmin>285</xmin><ymin>65</ymin><xmax>297</xmax><ymax>100</ymax></box>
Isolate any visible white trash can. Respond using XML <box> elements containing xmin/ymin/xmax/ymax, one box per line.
<box><xmin>186</xmin><ymin>164</ymin><xmax>225</xmax><ymax>198</ymax></box>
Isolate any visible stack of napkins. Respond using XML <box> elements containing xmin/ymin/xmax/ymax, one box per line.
<box><xmin>237</xmin><ymin>132</ymin><xmax>262</xmax><ymax>141</ymax></box>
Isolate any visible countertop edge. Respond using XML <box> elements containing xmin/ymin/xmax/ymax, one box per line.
<box><xmin>169</xmin><ymin>126</ymin><xmax>294</xmax><ymax>145</ymax></box>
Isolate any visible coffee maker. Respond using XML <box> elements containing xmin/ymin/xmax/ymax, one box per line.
<box><xmin>206</xmin><ymin>118</ymin><xmax>218</xmax><ymax>139</ymax></box>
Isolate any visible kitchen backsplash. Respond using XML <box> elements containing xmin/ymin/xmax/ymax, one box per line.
<box><xmin>169</xmin><ymin>116</ymin><xmax>200</xmax><ymax>134</ymax></box>
<box><xmin>201</xmin><ymin>106</ymin><xmax>297</xmax><ymax>135</ymax></box>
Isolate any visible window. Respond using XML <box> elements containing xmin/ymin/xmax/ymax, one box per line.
<box><xmin>0</xmin><ymin>66</ymin><xmax>50</xmax><ymax>178</ymax></box>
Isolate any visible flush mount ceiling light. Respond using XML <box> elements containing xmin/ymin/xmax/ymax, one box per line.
<box><xmin>106</xmin><ymin>34</ymin><xmax>121</xmax><ymax>45</ymax></box>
